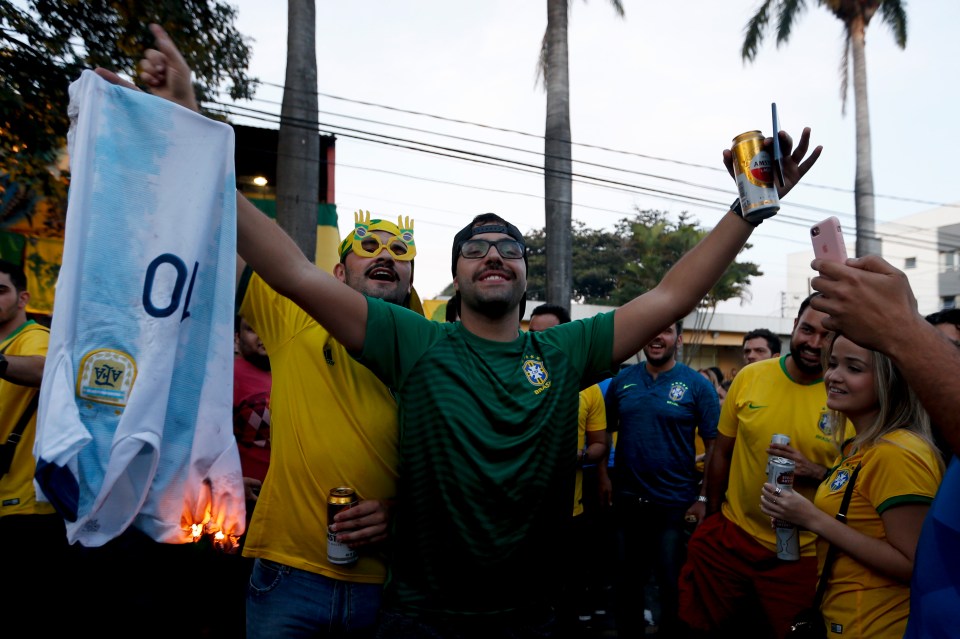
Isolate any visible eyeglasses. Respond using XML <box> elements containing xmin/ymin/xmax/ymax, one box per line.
<box><xmin>353</xmin><ymin>233</ymin><xmax>415</xmax><ymax>261</ymax></box>
<box><xmin>459</xmin><ymin>239</ymin><xmax>524</xmax><ymax>260</ymax></box>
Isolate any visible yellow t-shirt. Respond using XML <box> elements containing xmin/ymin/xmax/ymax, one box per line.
<box><xmin>239</xmin><ymin>274</ymin><xmax>399</xmax><ymax>584</ymax></box>
<box><xmin>0</xmin><ymin>322</ymin><xmax>51</xmax><ymax>517</ymax></box>
<box><xmin>719</xmin><ymin>356</ymin><xmax>842</xmax><ymax>555</ymax></box>
<box><xmin>817</xmin><ymin>430</ymin><xmax>942</xmax><ymax>638</ymax></box>
<box><xmin>574</xmin><ymin>384</ymin><xmax>606</xmax><ymax>516</ymax></box>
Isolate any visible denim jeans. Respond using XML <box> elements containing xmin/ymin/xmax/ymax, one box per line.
<box><xmin>614</xmin><ymin>497</ymin><xmax>691</xmax><ymax>638</ymax></box>
<box><xmin>247</xmin><ymin>558</ymin><xmax>383</xmax><ymax>638</ymax></box>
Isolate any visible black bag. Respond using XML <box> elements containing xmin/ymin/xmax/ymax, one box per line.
<box><xmin>785</xmin><ymin>463</ymin><xmax>862</xmax><ymax>639</ymax></box>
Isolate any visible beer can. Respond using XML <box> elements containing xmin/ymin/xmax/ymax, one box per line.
<box><xmin>767</xmin><ymin>457</ymin><xmax>800</xmax><ymax>561</ymax></box>
<box><xmin>732</xmin><ymin>130</ymin><xmax>780</xmax><ymax>224</ymax></box>
<box><xmin>327</xmin><ymin>486</ymin><xmax>358</xmax><ymax>566</ymax></box>
<box><xmin>771</xmin><ymin>434</ymin><xmax>791</xmax><ymax>447</ymax></box>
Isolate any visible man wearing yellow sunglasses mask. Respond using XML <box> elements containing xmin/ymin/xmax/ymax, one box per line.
<box><xmin>237</xmin><ymin>209</ymin><xmax>421</xmax><ymax>637</ymax></box>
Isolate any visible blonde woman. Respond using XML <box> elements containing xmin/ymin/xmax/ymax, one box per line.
<box><xmin>760</xmin><ymin>335</ymin><xmax>943</xmax><ymax>638</ymax></box>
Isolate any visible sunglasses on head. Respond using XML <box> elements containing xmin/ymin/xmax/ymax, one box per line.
<box><xmin>459</xmin><ymin>239</ymin><xmax>524</xmax><ymax>260</ymax></box>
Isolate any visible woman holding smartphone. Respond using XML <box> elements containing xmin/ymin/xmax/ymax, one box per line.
<box><xmin>760</xmin><ymin>334</ymin><xmax>943</xmax><ymax>637</ymax></box>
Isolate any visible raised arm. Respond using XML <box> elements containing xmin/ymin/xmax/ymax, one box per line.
<box><xmin>611</xmin><ymin>129</ymin><xmax>822</xmax><ymax>364</ymax></box>
<box><xmin>97</xmin><ymin>25</ymin><xmax>369</xmax><ymax>351</ymax></box>
<box><xmin>812</xmin><ymin>256</ymin><xmax>960</xmax><ymax>457</ymax></box>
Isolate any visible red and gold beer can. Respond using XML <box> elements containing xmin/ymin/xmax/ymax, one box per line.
<box><xmin>327</xmin><ymin>486</ymin><xmax>358</xmax><ymax>566</ymax></box>
<box><xmin>731</xmin><ymin>130</ymin><xmax>780</xmax><ymax>223</ymax></box>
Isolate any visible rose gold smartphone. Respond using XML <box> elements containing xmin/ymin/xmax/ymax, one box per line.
<box><xmin>810</xmin><ymin>216</ymin><xmax>848</xmax><ymax>263</ymax></box>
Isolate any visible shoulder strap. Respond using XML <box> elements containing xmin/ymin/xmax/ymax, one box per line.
<box><xmin>812</xmin><ymin>462</ymin><xmax>862</xmax><ymax>608</ymax></box>
<box><xmin>0</xmin><ymin>392</ymin><xmax>40</xmax><ymax>476</ymax></box>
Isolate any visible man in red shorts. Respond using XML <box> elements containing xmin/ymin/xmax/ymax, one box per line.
<box><xmin>679</xmin><ymin>294</ymin><xmax>839</xmax><ymax>638</ymax></box>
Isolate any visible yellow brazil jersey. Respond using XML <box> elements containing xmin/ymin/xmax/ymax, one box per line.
<box><xmin>816</xmin><ymin>430</ymin><xmax>942</xmax><ymax>638</ymax></box>
<box><xmin>239</xmin><ymin>274</ymin><xmax>399</xmax><ymax>584</ymax></box>
<box><xmin>0</xmin><ymin>322</ymin><xmax>51</xmax><ymax>517</ymax></box>
<box><xmin>574</xmin><ymin>384</ymin><xmax>606</xmax><ymax>516</ymax></box>
<box><xmin>719</xmin><ymin>356</ymin><xmax>845</xmax><ymax>555</ymax></box>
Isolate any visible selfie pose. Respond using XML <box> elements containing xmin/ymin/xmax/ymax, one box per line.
<box><xmin>760</xmin><ymin>335</ymin><xmax>943</xmax><ymax>637</ymax></box>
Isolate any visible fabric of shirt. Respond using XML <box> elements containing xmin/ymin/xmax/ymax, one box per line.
<box><xmin>574</xmin><ymin>383</ymin><xmax>606</xmax><ymax>516</ymax></box>
<box><xmin>606</xmin><ymin>361</ymin><xmax>719</xmax><ymax>506</ymax></box>
<box><xmin>719</xmin><ymin>355</ymin><xmax>840</xmax><ymax>555</ymax></box>
<box><xmin>0</xmin><ymin>322</ymin><xmax>50</xmax><ymax>517</ymax></box>
<box><xmin>817</xmin><ymin>430</ymin><xmax>942</xmax><ymax>638</ymax></box>
<box><xmin>33</xmin><ymin>70</ymin><xmax>243</xmax><ymax>547</ymax></box>
<box><xmin>239</xmin><ymin>273</ymin><xmax>399</xmax><ymax>584</ymax></box>
<box><xmin>905</xmin><ymin>455</ymin><xmax>960</xmax><ymax>639</ymax></box>
<box><xmin>232</xmin><ymin>356</ymin><xmax>272</xmax><ymax>483</ymax></box>
<box><xmin>359</xmin><ymin>298</ymin><xmax>616</xmax><ymax>618</ymax></box>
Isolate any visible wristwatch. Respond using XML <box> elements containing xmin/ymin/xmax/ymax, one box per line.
<box><xmin>0</xmin><ymin>353</ymin><xmax>8</xmax><ymax>378</ymax></box>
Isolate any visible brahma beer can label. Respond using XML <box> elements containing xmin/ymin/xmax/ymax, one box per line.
<box><xmin>732</xmin><ymin>130</ymin><xmax>780</xmax><ymax>223</ymax></box>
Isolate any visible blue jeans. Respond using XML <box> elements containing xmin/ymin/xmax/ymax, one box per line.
<box><xmin>247</xmin><ymin>558</ymin><xmax>383</xmax><ymax>638</ymax></box>
<box><xmin>614</xmin><ymin>497</ymin><xmax>691</xmax><ymax>637</ymax></box>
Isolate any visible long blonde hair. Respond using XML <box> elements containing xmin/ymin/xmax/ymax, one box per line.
<box><xmin>826</xmin><ymin>336</ymin><xmax>942</xmax><ymax>467</ymax></box>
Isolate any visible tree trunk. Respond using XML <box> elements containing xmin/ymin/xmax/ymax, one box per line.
<box><xmin>850</xmin><ymin>16</ymin><xmax>880</xmax><ymax>257</ymax></box>
<box><xmin>276</xmin><ymin>0</ymin><xmax>320</xmax><ymax>261</ymax></box>
<box><xmin>544</xmin><ymin>0</ymin><xmax>573</xmax><ymax>312</ymax></box>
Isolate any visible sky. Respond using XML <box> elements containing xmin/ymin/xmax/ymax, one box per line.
<box><xmin>221</xmin><ymin>1</ymin><xmax>960</xmax><ymax>317</ymax></box>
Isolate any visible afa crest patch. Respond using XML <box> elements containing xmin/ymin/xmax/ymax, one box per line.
<box><xmin>830</xmin><ymin>468</ymin><xmax>851</xmax><ymax>492</ymax></box>
<box><xmin>76</xmin><ymin>348</ymin><xmax>137</xmax><ymax>406</ymax></box>
<box><xmin>668</xmin><ymin>382</ymin><xmax>688</xmax><ymax>402</ymax></box>
<box><xmin>522</xmin><ymin>358</ymin><xmax>549</xmax><ymax>387</ymax></box>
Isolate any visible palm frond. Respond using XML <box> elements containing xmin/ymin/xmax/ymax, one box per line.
<box><xmin>879</xmin><ymin>0</ymin><xmax>907</xmax><ymax>48</ymax></box>
<box><xmin>776</xmin><ymin>0</ymin><xmax>808</xmax><ymax>45</ymax></box>
<box><xmin>536</xmin><ymin>28</ymin><xmax>548</xmax><ymax>91</ymax></box>
<box><xmin>742</xmin><ymin>0</ymin><xmax>775</xmax><ymax>62</ymax></box>
<box><xmin>605</xmin><ymin>0</ymin><xmax>626</xmax><ymax>18</ymax></box>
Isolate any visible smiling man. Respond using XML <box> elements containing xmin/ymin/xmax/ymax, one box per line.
<box><xmin>679</xmin><ymin>293</ymin><xmax>842</xmax><ymax>637</ymax></box>
<box><xmin>117</xmin><ymin>22</ymin><xmax>822</xmax><ymax>636</ymax></box>
<box><xmin>604</xmin><ymin>321</ymin><xmax>719</xmax><ymax>637</ymax></box>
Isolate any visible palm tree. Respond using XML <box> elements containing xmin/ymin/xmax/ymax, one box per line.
<box><xmin>741</xmin><ymin>0</ymin><xmax>907</xmax><ymax>257</ymax></box>
<box><xmin>541</xmin><ymin>0</ymin><xmax>624</xmax><ymax>311</ymax></box>
<box><xmin>276</xmin><ymin>0</ymin><xmax>320</xmax><ymax>261</ymax></box>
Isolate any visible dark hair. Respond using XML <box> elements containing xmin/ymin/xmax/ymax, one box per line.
<box><xmin>708</xmin><ymin>366</ymin><xmax>724</xmax><ymax>384</ymax></box>
<box><xmin>530</xmin><ymin>303</ymin><xmax>571</xmax><ymax>325</ymax></box>
<box><xmin>926</xmin><ymin>308</ymin><xmax>960</xmax><ymax>329</ymax></box>
<box><xmin>445</xmin><ymin>296</ymin><xmax>460</xmax><ymax>322</ymax></box>
<box><xmin>742</xmin><ymin>327</ymin><xmax>781</xmax><ymax>354</ymax></box>
<box><xmin>0</xmin><ymin>260</ymin><xmax>27</xmax><ymax>293</ymax></box>
<box><xmin>796</xmin><ymin>293</ymin><xmax>821</xmax><ymax>322</ymax></box>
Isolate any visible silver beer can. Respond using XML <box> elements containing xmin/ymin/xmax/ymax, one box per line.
<box><xmin>768</xmin><ymin>456</ymin><xmax>800</xmax><ymax>561</ymax></box>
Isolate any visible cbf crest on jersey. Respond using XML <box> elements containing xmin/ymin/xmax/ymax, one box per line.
<box><xmin>817</xmin><ymin>411</ymin><xmax>833</xmax><ymax>437</ymax></box>
<box><xmin>522</xmin><ymin>357</ymin><xmax>549</xmax><ymax>387</ymax></box>
<box><xmin>830</xmin><ymin>467</ymin><xmax>852</xmax><ymax>492</ymax></box>
<box><xmin>668</xmin><ymin>382</ymin><xmax>688</xmax><ymax>403</ymax></box>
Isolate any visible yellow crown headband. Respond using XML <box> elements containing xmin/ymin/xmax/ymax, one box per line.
<box><xmin>338</xmin><ymin>210</ymin><xmax>416</xmax><ymax>261</ymax></box>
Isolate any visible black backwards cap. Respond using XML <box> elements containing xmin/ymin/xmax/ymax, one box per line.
<box><xmin>450</xmin><ymin>215</ymin><xmax>527</xmax><ymax>277</ymax></box>
<box><xmin>450</xmin><ymin>214</ymin><xmax>527</xmax><ymax>320</ymax></box>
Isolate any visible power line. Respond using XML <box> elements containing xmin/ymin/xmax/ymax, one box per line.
<box><xmin>252</xmin><ymin>80</ymin><xmax>960</xmax><ymax>210</ymax></box>
<box><xmin>212</xmin><ymin>100</ymin><xmax>960</xmax><ymax>258</ymax></box>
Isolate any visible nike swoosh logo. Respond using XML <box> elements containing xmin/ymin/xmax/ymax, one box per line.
<box><xmin>748</xmin><ymin>403</ymin><xmax>768</xmax><ymax>409</ymax></box>
<box><xmin>623</xmin><ymin>384</ymin><xmax>637</xmax><ymax>389</ymax></box>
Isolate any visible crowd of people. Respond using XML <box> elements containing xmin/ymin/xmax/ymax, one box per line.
<box><xmin>1</xmin><ymin>22</ymin><xmax>957</xmax><ymax>639</ymax></box>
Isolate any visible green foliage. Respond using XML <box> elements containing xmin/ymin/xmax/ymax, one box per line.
<box><xmin>526</xmin><ymin>209</ymin><xmax>761</xmax><ymax>307</ymax></box>
<box><xmin>0</xmin><ymin>0</ymin><xmax>255</xmax><ymax>201</ymax></box>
